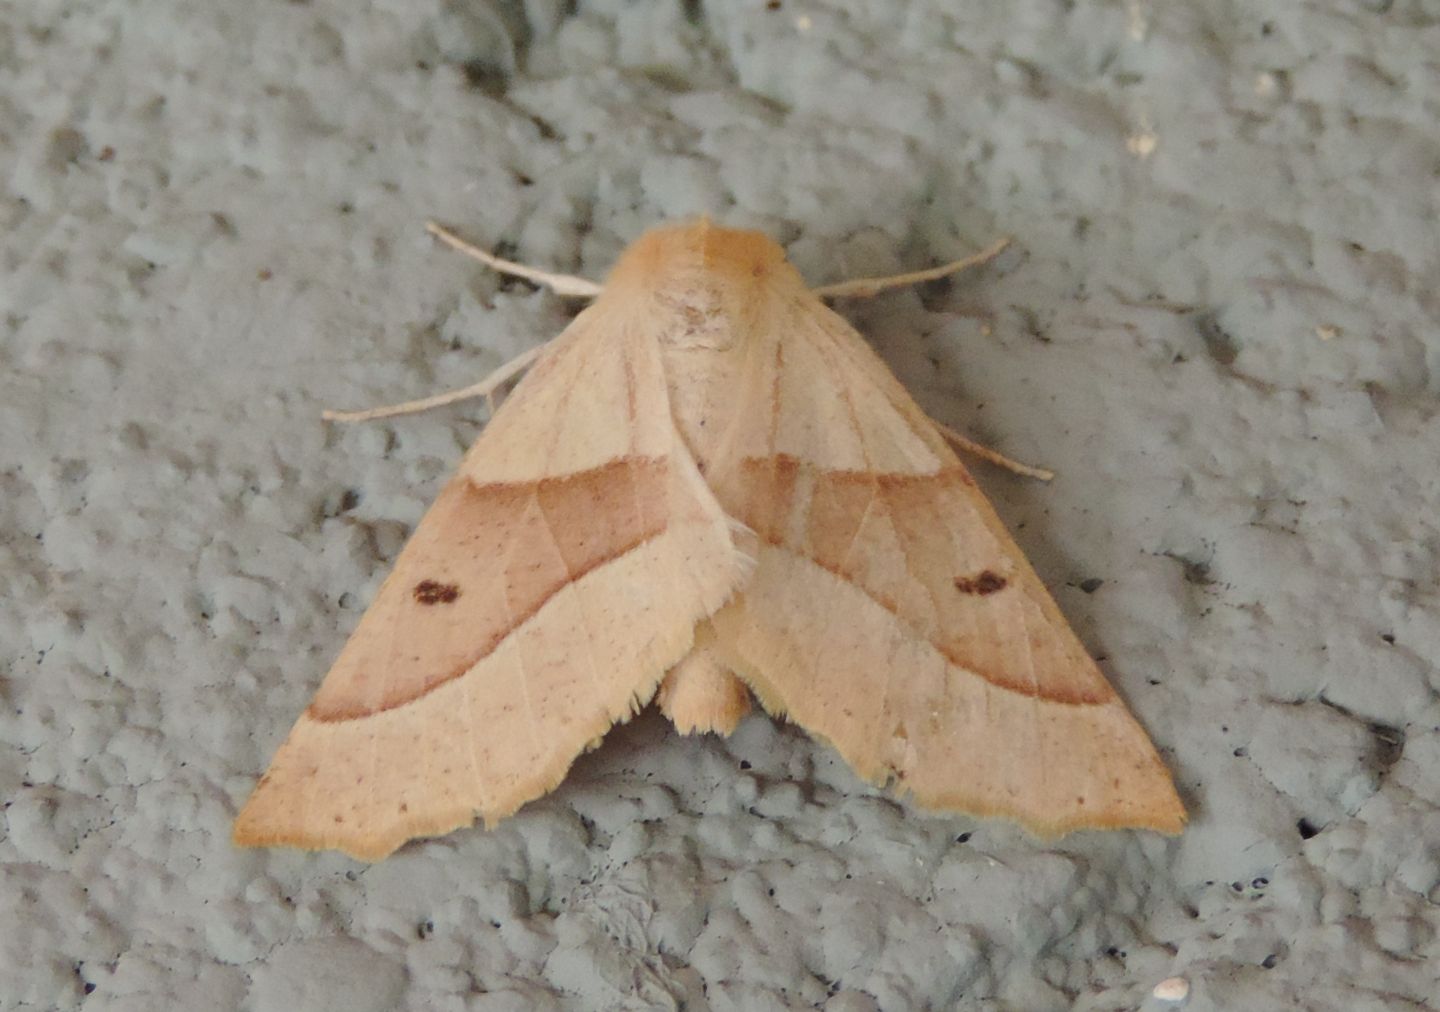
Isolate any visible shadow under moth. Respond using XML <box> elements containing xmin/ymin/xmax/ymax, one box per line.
<box><xmin>233</xmin><ymin>220</ymin><xmax>1185</xmax><ymax>860</ymax></box>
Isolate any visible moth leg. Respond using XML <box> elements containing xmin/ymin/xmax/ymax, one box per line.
<box><xmin>426</xmin><ymin>221</ymin><xmax>603</xmax><ymax>298</ymax></box>
<box><xmin>811</xmin><ymin>236</ymin><xmax>1011</xmax><ymax>299</ymax></box>
<box><xmin>322</xmin><ymin>343</ymin><xmax>546</xmax><ymax>423</ymax></box>
<box><xmin>931</xmin><ymin>419</ymin><xmax>1054</xmax><ymax>482</ymax></box>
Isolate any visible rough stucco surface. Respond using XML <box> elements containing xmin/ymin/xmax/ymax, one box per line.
<box><xmin>3</xmin><ymin>1</ymin><xmax>1439</xmax><ymax>1009</ymax></box>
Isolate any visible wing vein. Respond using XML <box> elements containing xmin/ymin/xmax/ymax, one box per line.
<box><xmin>801</xmin><ymin>473</ymin><xmax>881</xmax><ymax>730</ymax></box>
<box><xmin>1019</xmin><ymin>601</ymin><xmax>1046</xmax><ymax>807</ymax></box>
<box><xmin>506</xmin><ymin>493</ymin><xmax>547</xmax><ymax>776</ymax></box>
<box><xmin>460</xmin><ymin>642</ymin><xmax>485</xmax><ymax>816</ymax></box>
<box><xmin>536</xmin><ymin>484</ymin><xmax>611</xmax><ymax>720</ymax></box>
<box><xmin>813</xmin><ymin>317</ymin><xmax>875</xmax><ymax>473</ymax></box>
<box><xmin>510</xmin><ymin>332</ymin><xmax>601</xmax><ymax>770</ymax></box>
<box><xmin>766</xmin><ymin>332</ymin><xmax>785</xmax><ymax>457</ymax></box>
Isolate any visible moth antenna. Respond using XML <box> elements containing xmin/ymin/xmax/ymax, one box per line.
<box><xmin>812</xmin><ymin>236</ymin><xmax>1012</xmax><ymax>299</ymax></box>
<box><xmin>426</xmin><ymin>221</ymin><xmax>604</xmax><ymax>298</ymax></box>
<box><xmin>322</xmin><ymin>344</ymin><xmax>547</xmax><ymax>423</ymax></box>
<box><xmin>932</xmin><ymin>420</ymin><xmax>1055</xmax><ymax>482</ymax></box>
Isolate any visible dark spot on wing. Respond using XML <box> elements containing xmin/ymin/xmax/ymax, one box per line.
<box><xmin>954</xmin><ymin>570</ymin><xmax>1008</xmax><ymax>595</ymax></box>
<box><xmin>413</xmin><ymin>580</ymin><xmax>461</xmax><ymax>605</ymax></box>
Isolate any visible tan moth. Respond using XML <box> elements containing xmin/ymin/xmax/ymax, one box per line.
<box><xmin>233</xmin><ymin>220</ymin><xmax>1185</xmax><ymax>860</ymax></box>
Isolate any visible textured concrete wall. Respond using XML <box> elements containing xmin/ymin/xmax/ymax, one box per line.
<box><xmin>3</xmin><ymin>1</ymin><xmax>1438</xmax><ymax>1009</ymax></box>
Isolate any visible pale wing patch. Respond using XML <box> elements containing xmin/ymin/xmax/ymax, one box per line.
<box><xmin>712</xmin><ymin>547</ymin><xmax>1185</xmax><ymax>834</ymax></box>
<box><xmin>708</xmin><ymin>299</ymin><xmax>949</xmax><ymax>477</ymax></box>
<box><xmin>772</xmin><ymin>312</ymin><xmax>945</xmax><ymax>472</ymax></box>
<box><xmin>461</xmin><ymin>305</ymin><xmax>672</xmax><ymax>483</ymax></box>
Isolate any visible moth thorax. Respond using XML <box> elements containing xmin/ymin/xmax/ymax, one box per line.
<box><xmin>653</xmin><ymin>285</ymin><xmax>735</xmax><ymax>350</ymax></box>
<box><xmin>604</xmin><ymin>220</ymin><xmax>792</xmax><ymax>331</ymax></box>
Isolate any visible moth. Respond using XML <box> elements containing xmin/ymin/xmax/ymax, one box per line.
<box><xmin>234</xmin><ymin>220</ymin><xmax>1185</xmax><ymax>860</ymax></box>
